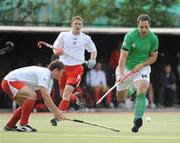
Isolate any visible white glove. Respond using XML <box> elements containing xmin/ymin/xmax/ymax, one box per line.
<box><xmin>88</xmin><ymin>59</ymin><xmax>96</xmax><ymax>69</ymax></box>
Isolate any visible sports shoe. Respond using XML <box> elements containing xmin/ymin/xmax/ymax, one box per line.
<box><xmin>50</xmin><ymin>118</ymin><xmax>59</xmax><ymax>126</ymax></box>
<box><xmin>131</xmin><ymin>118</ymin><xmax>143</xmax><ymax>133</ymax></box>
<box><xmin>17</xmin><ymin>124</ymin><xmax>37</xmax><ymax>132</ymax></box>
<box><xmin>3</xmin><ymin>125</ymin><xmax>17</xmax><ymax>131</ymax></box>
<box><xmin>73</xmin><ymin>92</ymin><xmax>85</xmax><ymax>110</ymax></box>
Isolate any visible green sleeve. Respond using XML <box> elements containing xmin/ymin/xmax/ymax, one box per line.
<box><xmin>121</xmin><ymin>33</ymin><xmax>132</xmax><ymax>51</ymax></box>
<box><xmin>150</xmin><ymin>35</ymin><xmax>159</xmax><ymax>52</ymax></box>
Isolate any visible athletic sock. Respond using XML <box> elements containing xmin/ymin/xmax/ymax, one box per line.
<box><xmin>134</xmin><ymin>93</ymin><xmax>146</xmax><ymax>119</ymax></box>
<box><xmin>19</xmin><ymin>99</ymin><xmax>35</xmax><ymax>126</ymax></box>
<box><xmin>70</xmin><ymin>94</ymin><xmax>77</xmax><ymax>103</ymax></box>
<box><xmin>7</xmin><ymin>107</ymin><xmax>22</xmax><ymax>128</ymax></box>
<box><xmin>58</xmin><ymin>100</ymin><xmax>70</xmax><ymax>112</ymax></box>
<box><xmin>127</xmin><ymin>85</ymin><xmax>136</xmax><ymax>97</ymax></box>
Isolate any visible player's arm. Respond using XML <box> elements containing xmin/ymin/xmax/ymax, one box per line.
<box><xmin>90</xmin><ymin>51</ymin><xmax>97</xmax><ymax>60</ymax></box>
<box><xmin>118</xmin><ymin>49</ymin><xmax>129</xmax><ymax>76</ymax></box>
<box><xmin>53</xmin><ymin>33</ymin><xmax>64</xmax><ymax>56</ymax></box>
<box><xmin>53</xmin><ymin>48</ymin><xmax>64</xmax><ymax>56</ymax></box>
<box><xmin>132</xmin><ymin>51</ymin><xmax>158</xmax><ymax>73</ymax></box>
<box><xmin>142</xmin><ymin>51</ymin><xmax>158</xmax><ymax>67</ymax></box>
<box><xmin>86</xmin><ymin>36</ymin><xmax>97</xmax><ymax>69</ymax></box>
<box><xmin>116</xmin><ymin>49</ymin><xmax>129</xmax><ymax>83</ymax></box>
<box><xmin>119</xmin><ymin>33</ymin><xmax>132</xmax><ymax>75</ymax></box>
<box><xmin>142</xmin><ymin>35</ymin><xmax>159</xmax><ymax>67</ymax></box>
<box><xmin>39</xmin><ymin>86</ymin><xmax>64</xmax><ymax>120</ymax></box>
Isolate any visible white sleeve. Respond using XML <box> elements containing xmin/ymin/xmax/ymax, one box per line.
<box><xmin>85</xmin><ymin>35</ymin><xmax>97</xmax><ymax>53</ymax></box>
<box><xmin>53</xmin><ymin>32</ymin><xmax>64</xmax><ymax>49</ymax></box>
<box><xmin>36</xmin><ymin>72</ymin><xmax>49</xmax><ymax>91</ymax></box>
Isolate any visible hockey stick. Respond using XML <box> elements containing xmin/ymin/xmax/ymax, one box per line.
<box><xmin>96</xmin><ymin>71</ymin><xmax>134</xmax><ymax>104</ymax></box>
<box><xmin>50</xmin><ymin>118</ymin><xmax>120</xmax><ymax>132</ymax></box>
<box><xmin>37</xmin><ymin>41</ymin><xmax>88</xmax><ymax>64</ymax></box>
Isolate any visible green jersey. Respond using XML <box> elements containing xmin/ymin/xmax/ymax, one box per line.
<box><xmin>121</xmin><ymin>28</ymin><xmax>159</xmax><ymax>70</ymax></box>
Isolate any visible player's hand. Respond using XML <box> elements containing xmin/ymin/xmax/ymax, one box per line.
<box><xmin>53</xmin><ymin>48</ymin><xmax>64</xmax><ymax>56</ymax></box>
<box><xmin>54</xmin><ymin>110</ymin><xmax>65</xmax><ymax>121</ymax></box>
<box><xmin>132</xmin><ymin>63</ymin><xmax>144</xmax><ymax>73</ymax></box>
<box><xmin>37</xmin><ymin>41</ymin><xmax>44</xmax><ymax>48</ymax></box>
<box><xmin>87</xmin><ymin>59</ymin><xmax>96</xmax><ymax>69</ymax></box>
<box><xmin>116</xmin><ymin>74</ymin><xmax>126</xmax><ymax>83</ymax></box>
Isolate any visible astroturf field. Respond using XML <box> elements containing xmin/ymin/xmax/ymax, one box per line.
<box><xmin>0</xmin><ymin>112</ymin><xmax>180</xmax><ymax>143</ymax></box>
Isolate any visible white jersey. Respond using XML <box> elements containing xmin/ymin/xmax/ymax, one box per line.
<box><xmin>53</xmin><ymin>31</ymin><xmax>97</xmax><ymax>66</ymax></box>
<box><xmin>4</xmin><ymin>66</ymin><xmax>53</xmax><ymax>95</ymax></box>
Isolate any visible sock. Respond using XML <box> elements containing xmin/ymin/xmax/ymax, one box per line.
<box><xmin>70</xmin><ymin>94</ymin><xmax>77</xmax><ymax>103</ymax></box>
<box><xmin>19</xmin><ymin>99</ymin><xmax>35</xmax><ymax>126</ymax></box>
<box><xmin>127</xmin><ymin>85</ymin><xmax>136</xmax><ymax>97</ymax></box>
<box><xmin>134</xmin><ymin>93</ymin><xmax>146</xmax><ymax>119</ymax></box>
<box><xmin>58</xmin><ymin>100</ymin><xmax>70</xmax><ymax>112</ymax></box>
<box><xmin>7</xmin><ymin>107</ymin><xmax>22</xmax><ymax>128</ymax></box>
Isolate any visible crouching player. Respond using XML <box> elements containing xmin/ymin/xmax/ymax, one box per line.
<box><xmin>116</xmin><ymin>14</ymin><xmax>159</xmax><ymax>133</ymax></box>
<box><xmin>1</xmin><ymin>60</ymin><xmax>65</xmax><ymax>132</ymax></box>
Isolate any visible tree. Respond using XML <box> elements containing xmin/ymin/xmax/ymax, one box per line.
<box><xmin>117</xmin><ymin>0</ymin><xmax>180</xmax><ymax>27</ymax></box>
<box><xmin>0</xmin><ymin>0</ymin><xmax>180</xmax><ymax>27</ymax></box>
<box><xmin>52</xmin><ymin>0</ymin><xmax>118</xmax><ymax>26</ymax></box>
<box><xmin>0</xmin><ymin>0</ymin><xmax>47</xmax><ymax>25</ymax></box>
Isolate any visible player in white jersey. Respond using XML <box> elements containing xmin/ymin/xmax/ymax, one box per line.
<box><xmin>51</xmin><ymin>16</ymin><xmax>97</xmax><ymax>120</ymax></box>
<box><xmin>1</xmin><ymin>60</ymin><xmax>65</xmax><ymax>132</ymax></box>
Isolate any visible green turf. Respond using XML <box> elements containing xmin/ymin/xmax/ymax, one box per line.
<box><xmin>0</xmin><ymin>112</ymin><xmax>180</xmax><ymax>143</ymax></box>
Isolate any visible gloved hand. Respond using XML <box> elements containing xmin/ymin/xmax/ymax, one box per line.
<box><xmin>88</xmin><ymin>59</ymin><xmax>96</xmax><ymax>69</ymax></box>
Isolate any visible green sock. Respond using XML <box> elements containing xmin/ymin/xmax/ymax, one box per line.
<box><xmin>127</xmin><ymin>85</ymin><xmax>136</xmax><ymax>97</ymax></box>
<box><xmin>134</xmin><ymin>93</ymin><xmax>146</xmax><ymax>119</ymax></box>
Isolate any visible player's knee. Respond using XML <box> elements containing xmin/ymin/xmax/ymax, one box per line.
<box><xmin>137</xmin><ymin>86</ymin><xmax>148</xmax><ymax>94</ymax></box>
<box><xmin>28</xmin><ymin>92</ymin><xmax>37</xmax><ymax>100</ymax></box>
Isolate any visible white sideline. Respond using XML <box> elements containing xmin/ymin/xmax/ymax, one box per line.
<box><xmin>0</xmin><ymin>132</ymin><xmax>179</xmax><ymax>140</ymax></box>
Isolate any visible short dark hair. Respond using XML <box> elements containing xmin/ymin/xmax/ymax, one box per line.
<box><xmin>137</xmin><ymin>14</ymin><xmax>151</xmax><ymax>24</ymax></box>
<box><xmin>48</xmin><ymin>60</ymin><xmax>65</xmax><ymax>71</ymax></box>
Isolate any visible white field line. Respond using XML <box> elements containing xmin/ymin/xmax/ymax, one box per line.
<box><xmin>0</xmin><ymin>132</ymin><xmax>179</xmax><ymax>140</ymax></box>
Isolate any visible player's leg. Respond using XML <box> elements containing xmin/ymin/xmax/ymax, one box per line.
<box><xmin>115</xmin><ymin>67</ymin><xmax>133</xmax><ymax>102</ymax></box>
<box><xmin>116</xmin><ymin>89</ymin><xmax>128</xmax><ymax>102</ymax></box>
<box><xmin>58</xmin><ymin>84</ymin><xmax>74</xmax><ymax>111</ymax></box>
<box><xmin>127</xmin><ymin>84</ymin><xmax>137</xmax><ymax>101</ymax></box>
<box><xmin>131</xmin><ymin>66</ymin><xmax>150</xmax><ymax>133</ymax></box>
<box><xmin>58</xmin><ymin>65</ymin><xmax>84</xmax><ymax>111</ymax></box>
<box><xmin>68</xmin><ymin>65</ymin><xmax>84</xmax><ymax>110</ymax></box>
<box><xmin>1</xmin><ymin>80</ymin><xmax>22</xmax><ymax>131</ymax></box>
<box><xmin>3</xmin><ymin>107</ymin><xmax>22</xmax><ymax>131</ymax></box>
<box><xmin>15</xmin><ymin>86</ymin><xmax>37</xmax><ymax>132</ymax></box>
<box><xmin>1</xmin><ymin>80</ymin><xmax>37</xmax><ymax>132</ymax></box>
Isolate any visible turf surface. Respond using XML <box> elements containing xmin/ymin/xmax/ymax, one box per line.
<box><xmin>0</xmin><ymin>112</ymin><xmax>180</xmax><ymax>143</ymax></box>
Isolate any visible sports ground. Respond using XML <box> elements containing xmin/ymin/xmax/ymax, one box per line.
<box><xmin>0</xmin><ymin>111</ymin><xmax>180</xmax><ymax>143</ymax></box>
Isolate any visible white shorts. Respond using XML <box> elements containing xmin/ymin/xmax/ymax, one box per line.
<box><xmin>115</xmin><ymin>66</ymin><xmax>151</xmax><ymax>91</ymax></box>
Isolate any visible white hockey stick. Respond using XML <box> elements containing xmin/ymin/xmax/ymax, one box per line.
<box><xmin>96</xmin><ymin>71</ymin><xmax>134</xmax><ymax>104</ymax></box>
<box><xmin>37</xmin><ymin>41</ymin><xmax>88</xmax><ymax>64</ymax></box>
